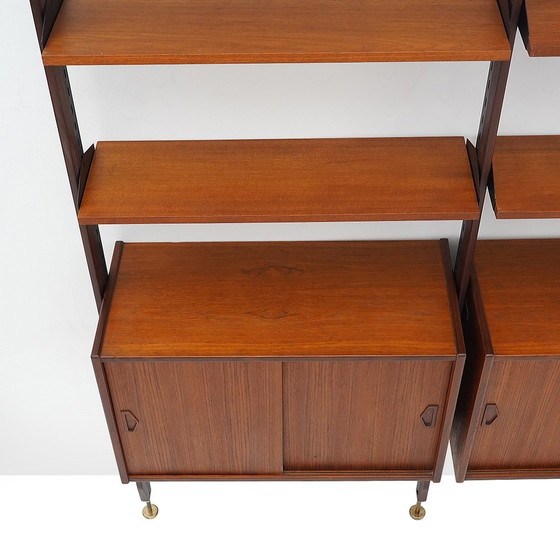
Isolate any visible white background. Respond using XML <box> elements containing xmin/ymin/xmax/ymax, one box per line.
<box><xmin>2</xmin><ymin>475</ymin><xmax>560</xmax><ymax>559</ymax></box>
<box><xmin>1</xmin><ymin>2</ymin><xmax>560</xmax><ymax>553</ymax></box>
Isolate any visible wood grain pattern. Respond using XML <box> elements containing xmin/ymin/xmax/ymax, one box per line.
<box><xmin>99</xmin><ymin>241</ymin><xmax>458</xmax><ymax>359</ymax></box>
<box><xmin>283</xmin><ymin>361</ymin><xmax>452</xmax><ymax>470</ymax></box>
<box><xmin>106</xmin><ymin>361</ymin><xmax>283</xmax><ymax>475</ymax></box>
<box><xmin>468</xmin><ymin>360</ymin><xmax>560</xmax><ymax>471</ymax></box>
<box><xmin>521</xmin><ymin>0</ymin><xmax>560</xmax><ymax>57</ymax></box>
<box><xmin>474</xmin><ymin>239</ymin><xmax>560</xmax><ymax>356</ymax></box>
<box><xmin>77</xmin><ymin>138</ymin><xmax>479</xmax><ymax>225</ymax></box>
<box><xmin>492</xmin><ymin>136</ymin><xmax>560</xmax><ymax>219</ymax></box>
<box><xmin>41</xmin><ymin>0</ymin><xmax>511</xmax><ymax>65</ymax></box>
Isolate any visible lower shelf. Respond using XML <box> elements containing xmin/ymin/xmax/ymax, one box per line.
<box><xmin>92</xmin><ymin>240</ymin><xmax>464</xmax><ymax>483</ymax></box>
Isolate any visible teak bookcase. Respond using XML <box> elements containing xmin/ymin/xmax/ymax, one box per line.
<box><xmin>31</xmin><ymin>0</ymin><xmax>532</xmax><ymax>520</ymax></box>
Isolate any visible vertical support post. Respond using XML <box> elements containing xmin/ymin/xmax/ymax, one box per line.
<box><xmin>136</xmin><ymin>481</ymin><xmax>152</xmax><ymax>503</ymax></box>
<box><xmin>416</xmin><ymin>480</ymin><xmax>431</xmax><ymax>503</ymax></box>
<box><xmin>29</xmin><ymin>0</ymin><xmax>46</xmax><ymax>39</ymax></box>
<box><xmin>454</xmin><ymin>0</ymin><xmax>523</xmax><ymax>307</ymax></box>
<box><xmin>44</xmin><ymin>65</ymin><xmax>83</xmax><ymax>209</ymax></box>
<box><xmin>30</xmin><ymin>1</ymin><xmax>108</xmax><ymax>310</ymax></box>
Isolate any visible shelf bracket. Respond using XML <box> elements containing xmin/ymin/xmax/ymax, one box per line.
<box><xmin>29</xmin><ymin>1</ymin><xmax>64</xmax><ymax>49</ymax></box>
<box><xmin>487</xmin><ymin>167</ymin><xmax>498</xmax><ymax>215</ymax></box>
<box><xmin>518</xmin><ymin>1</ymin><xmax>530</xmax><ymax>53</ymax></box>
<box><xmin>41</xmin><ymin>0</ymin><xmax>64</xmax><ymax>49</ymax></box>
<box><xmin>78</xmin><ymin>144</ymin><xmax>95</xmax><ymax>208</ymax></box>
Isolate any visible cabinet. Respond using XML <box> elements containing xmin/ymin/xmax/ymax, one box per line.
<box><xmin>30</xmin><ymin>0</ymin><xmax>521</xmax><ymax>519</ymax></box>
<box><xmin>452</xmin><ymin>239</ymin><xmax>560</xmax><ymax>480</ymax></box>
<box><xmin>93</xmin><ymin>240</ymin><xmax>464</xmax><ymax>483</ymax></box>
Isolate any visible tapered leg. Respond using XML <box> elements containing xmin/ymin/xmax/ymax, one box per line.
<box><xmin>136</xmin><ymin>481</ymin><xmax>159</xmax><ymax>519</ymax></box>
<box><xmin>409</xmin><ymin>481</ymin><xmax>430</xmax><ymax>520</ymax></box>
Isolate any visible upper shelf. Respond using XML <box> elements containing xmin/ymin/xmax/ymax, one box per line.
<box><xmin>77</xmin><ymin>137</ymin><xmax>479</xmax><ymax>225</ymax></box>
<box><xmin>41</xmin><ymin>0</ymin><xmax>511</xmax><ymax>65</ymax></box>
<box><xmin>491</xmin><ymin>136</ymin><xmax>560</xmax><ymax>219</ymax></box>
<box><xmin>520</xmin><ymin>0</ymin><xmax>560</xmax><ymax>57</ymax></box>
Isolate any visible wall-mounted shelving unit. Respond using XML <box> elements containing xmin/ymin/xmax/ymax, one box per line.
<box><xmin>30</xmin><ymin>0</ymin><xmax>524</xmax><ymax>520</ymax></box>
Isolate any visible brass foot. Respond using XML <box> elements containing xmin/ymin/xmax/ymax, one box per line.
<box><xmin>409</xmin><ymin>502</ymin><xmax>426</xmax><ymax>521</ymax></box>
<box><xmin>142</xmin><ymin>501</ymin><xmax>159</xmax><ymax>519</ymax></box>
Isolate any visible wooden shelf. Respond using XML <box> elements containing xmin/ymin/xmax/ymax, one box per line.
<box><xmin>474</xmin><ymin>239</ymin><xmax>560</xmax><ymax>357</ymax></box>
<box><xmin>78</xmin><ymin>138</ymin><xmax>479</xmax><ymax>225</ymax></box>
<box><xmin>520</xmin><ymin>0</ymin><xmax>560</xmax><ymax>57</ymax></box>
<box><xmin>98</xmin><ymin>240</ymin><xmax>459</xmax><ymax>359</ymax></box>
<box><xmin>491</xmin><ymin>136</ymin><xmax>560</xmax><ymax>219</ymax></box>
<box><xmin>42</xmin><ymin>0</ymin><xmax>511</xmax><ymax>65</ymax></box>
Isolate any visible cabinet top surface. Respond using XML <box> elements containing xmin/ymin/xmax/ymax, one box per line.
<box><xmin>475</xmin><ymin>239</ymin><xmax>560</xmax><ymax>357</ymax></box>
<box><xmin>42</xmin><ymin>0</ymin><xmax>511</xmax><ymax>65</ymax></box>
<box><xmin>492</xmin><ymin>136</ymin><xmax>560</xmax><ymax>219</ymax></box>
<box><xmin>99</xmin><ymin>241</ymin><xmax>459</xmax><ymax>359</ymax></box>
<box><xmin>78</xmin><ymin>137</ymin><xmax>479</xmax><ymax>225</ymax></box>
<box><xmin>522</xmin><ymin>0</ymin><xmax>560</xmax><ymax>57</ymax></box>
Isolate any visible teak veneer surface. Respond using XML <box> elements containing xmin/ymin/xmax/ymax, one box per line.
<box><xmin>521</xmin><ymin>0</ymin><xmax>560</xmax><ymax>57</ymax></box>
<box><xmin>99</xmin><ymin>241</ymin><xmax>457</xmax><ymax>359</ymax></box>
<box><xmin>42</xmin><ymin>0</ymin><xmax>511</xmax><ymax>65</ymax></box>
<box><xmin>467</xmin><ymin>360</ymin><xmax>560</xmax><ymax>471</ymax></box>
<box><xmin>283</xmin><ymin>361</ymin><xmax>452</xmax><ymax>470</ymax></box>
<box><xmin>474</xmin><ymin>239</ymin><xmax>560</xmax><ymax>357</ymax></box>
<box><xmin>78</xmin><ymin>138</ymin><xmax>479</xmax><ymax>224</ymax></box>
<box><xmin>492</xmin><ymin>136</ymin><xmax>560</xmax><ymax>219</ymax></box>
<box><xmin>107</xmin><ymin>361</ymin><xmax>283</xmax><ymax>475</ymax></box>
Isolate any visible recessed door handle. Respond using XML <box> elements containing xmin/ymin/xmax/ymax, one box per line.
<box><xmin>482</xmin><ymin>404</ymin><xmax>499</xmax><ymax>426</ymax></box>
<box><xmin>121</xmin><ymin>410</ymin><xmax>139</xmax><ymax>432</ymax></box>
<box><xmin>421</xmin><ymin>405</ymin><xmax>439</xmax><ymax>428</ymax></box>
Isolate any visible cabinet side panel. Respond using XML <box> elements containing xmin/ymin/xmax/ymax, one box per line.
<box><xmin>468</xmin><ymin>360</ymin><xmax>560</xmax><ymax>471</ymax></box>
<box><xmin>105</xmin><ymin>361</ymin><xmax>283</xmax><ymax>475</ymax></box>
<box><xmin>283</xmin><ymin>361</ymin><xmax>452</xmax><ymax>471</ymax></box>
<box><xmin>450</xmin><ymin>283</ymin><xmax>494</xmax><ymax>481</ymax></box>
